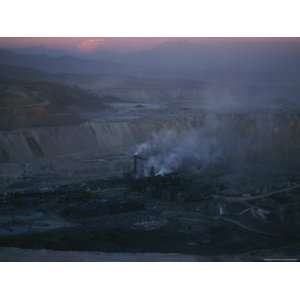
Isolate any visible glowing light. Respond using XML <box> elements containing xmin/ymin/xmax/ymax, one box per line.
<box><xmin>77</xmin><ymin>38</ymin><xmax>105</xmax><ymax>52</ymax></box>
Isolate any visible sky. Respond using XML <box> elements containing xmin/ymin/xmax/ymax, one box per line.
<box><xmin>0</xmin><ymin>37</ymin><xmax>179</xmax><ymax>53</ymax></box>
<box><xmin>1</xmin><ymin>37</ymin><xmax>297</xmax><ymax>55</ymax></box>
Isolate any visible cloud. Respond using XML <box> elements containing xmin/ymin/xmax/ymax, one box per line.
<box><xmin>77</xmin><ymin>38</ymin><xmax>105</xmax><ymax>53</ymax></box>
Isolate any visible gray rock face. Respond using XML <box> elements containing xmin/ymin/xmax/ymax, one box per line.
<box><xmin>1</xmin><ymin>111</ymin><xmax>300</xmax><ymax>185</ymax></box>
<box><xmin>0</xmin><ymin>112</ymin><xmax>299</xmax><ymax>160</ymax></box>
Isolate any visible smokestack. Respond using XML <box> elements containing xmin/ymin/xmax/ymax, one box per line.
<box><xmin>133</xmin><ymin>154</ymin><xmax>138</xmax><ymax>177</ymax></box>
<box><xmin>133</xmin><ymin>154</ymin><xmax>144</xmax><ymax>178</ymax></box>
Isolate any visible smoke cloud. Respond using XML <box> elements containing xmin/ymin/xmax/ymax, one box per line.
<box><xmin>134</xmin><ymin>128</ymin><xmax>223</xmax><ymax>176</ymax></box>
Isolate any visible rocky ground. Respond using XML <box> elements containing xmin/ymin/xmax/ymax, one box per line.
<box><xmin>0</xmin><ymin>171</ymin><xmax>299</xmax><ymax>261</ymax></box>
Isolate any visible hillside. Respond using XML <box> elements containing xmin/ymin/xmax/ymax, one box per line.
<box><xmin>0</xmin><ymin>49</ymin><xmax>124</xmax><ymax>75</ymax></box>
<box><xmin>0</xmin><ymin>80</ymin><xmax>110</xmax><ymax>130</ymax></box>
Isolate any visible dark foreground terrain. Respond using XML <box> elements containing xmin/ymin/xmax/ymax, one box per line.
<box><xmin>0</xmin><ymin>170</ymin><xmax>300</xmax><ymax>261</ymax></box>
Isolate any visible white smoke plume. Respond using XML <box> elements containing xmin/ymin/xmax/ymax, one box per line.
<box><xmin>134</xmin><ymin>128</ymin><xmax>223</xmax><ymax>176</ymax></box>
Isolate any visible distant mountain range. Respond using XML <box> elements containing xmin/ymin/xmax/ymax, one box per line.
<box><xmin>86</xmin><ymin>39</ymin><xmax>300</xmax><ymax>80</ymax></box>
<box><xmin>0</xmin><ymin>63</ymin><xmax>52</xmax><ymax>81</ymax></box>
<box><xmin>0</xmin><ymin>49</ymin><xmax>123</xmax><ymax>75</ymax></box>
<box><xmin>3</xmin><ymin>39</ymin><xmax>300</xmax><ymax>81</ymax></box>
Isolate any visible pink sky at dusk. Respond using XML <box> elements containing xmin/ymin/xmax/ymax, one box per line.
<box><xmin>0</xmin><ymin>37</ymin><xmax>177</xmax><ymax>53</ymax></box>
<box><xmin>0</xmin><ymin>37</ymin><xmax>297</xmax><ymax>55</ymax></box>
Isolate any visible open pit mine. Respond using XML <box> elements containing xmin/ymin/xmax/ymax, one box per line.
<box><xmin>1</xmin><ymin>107</ymin><xmax>300</xmax><ymax>261</ymax></box>
<box><xmin>1</xmin><ymin>38</ymin><xmax>300</xmax><ymax>261</ymax></box>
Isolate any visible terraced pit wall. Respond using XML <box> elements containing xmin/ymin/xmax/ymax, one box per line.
<box><xmin>1</xmin><ymin>112</ymin><xmax>300</xmax><ymax>180</ymax></box>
